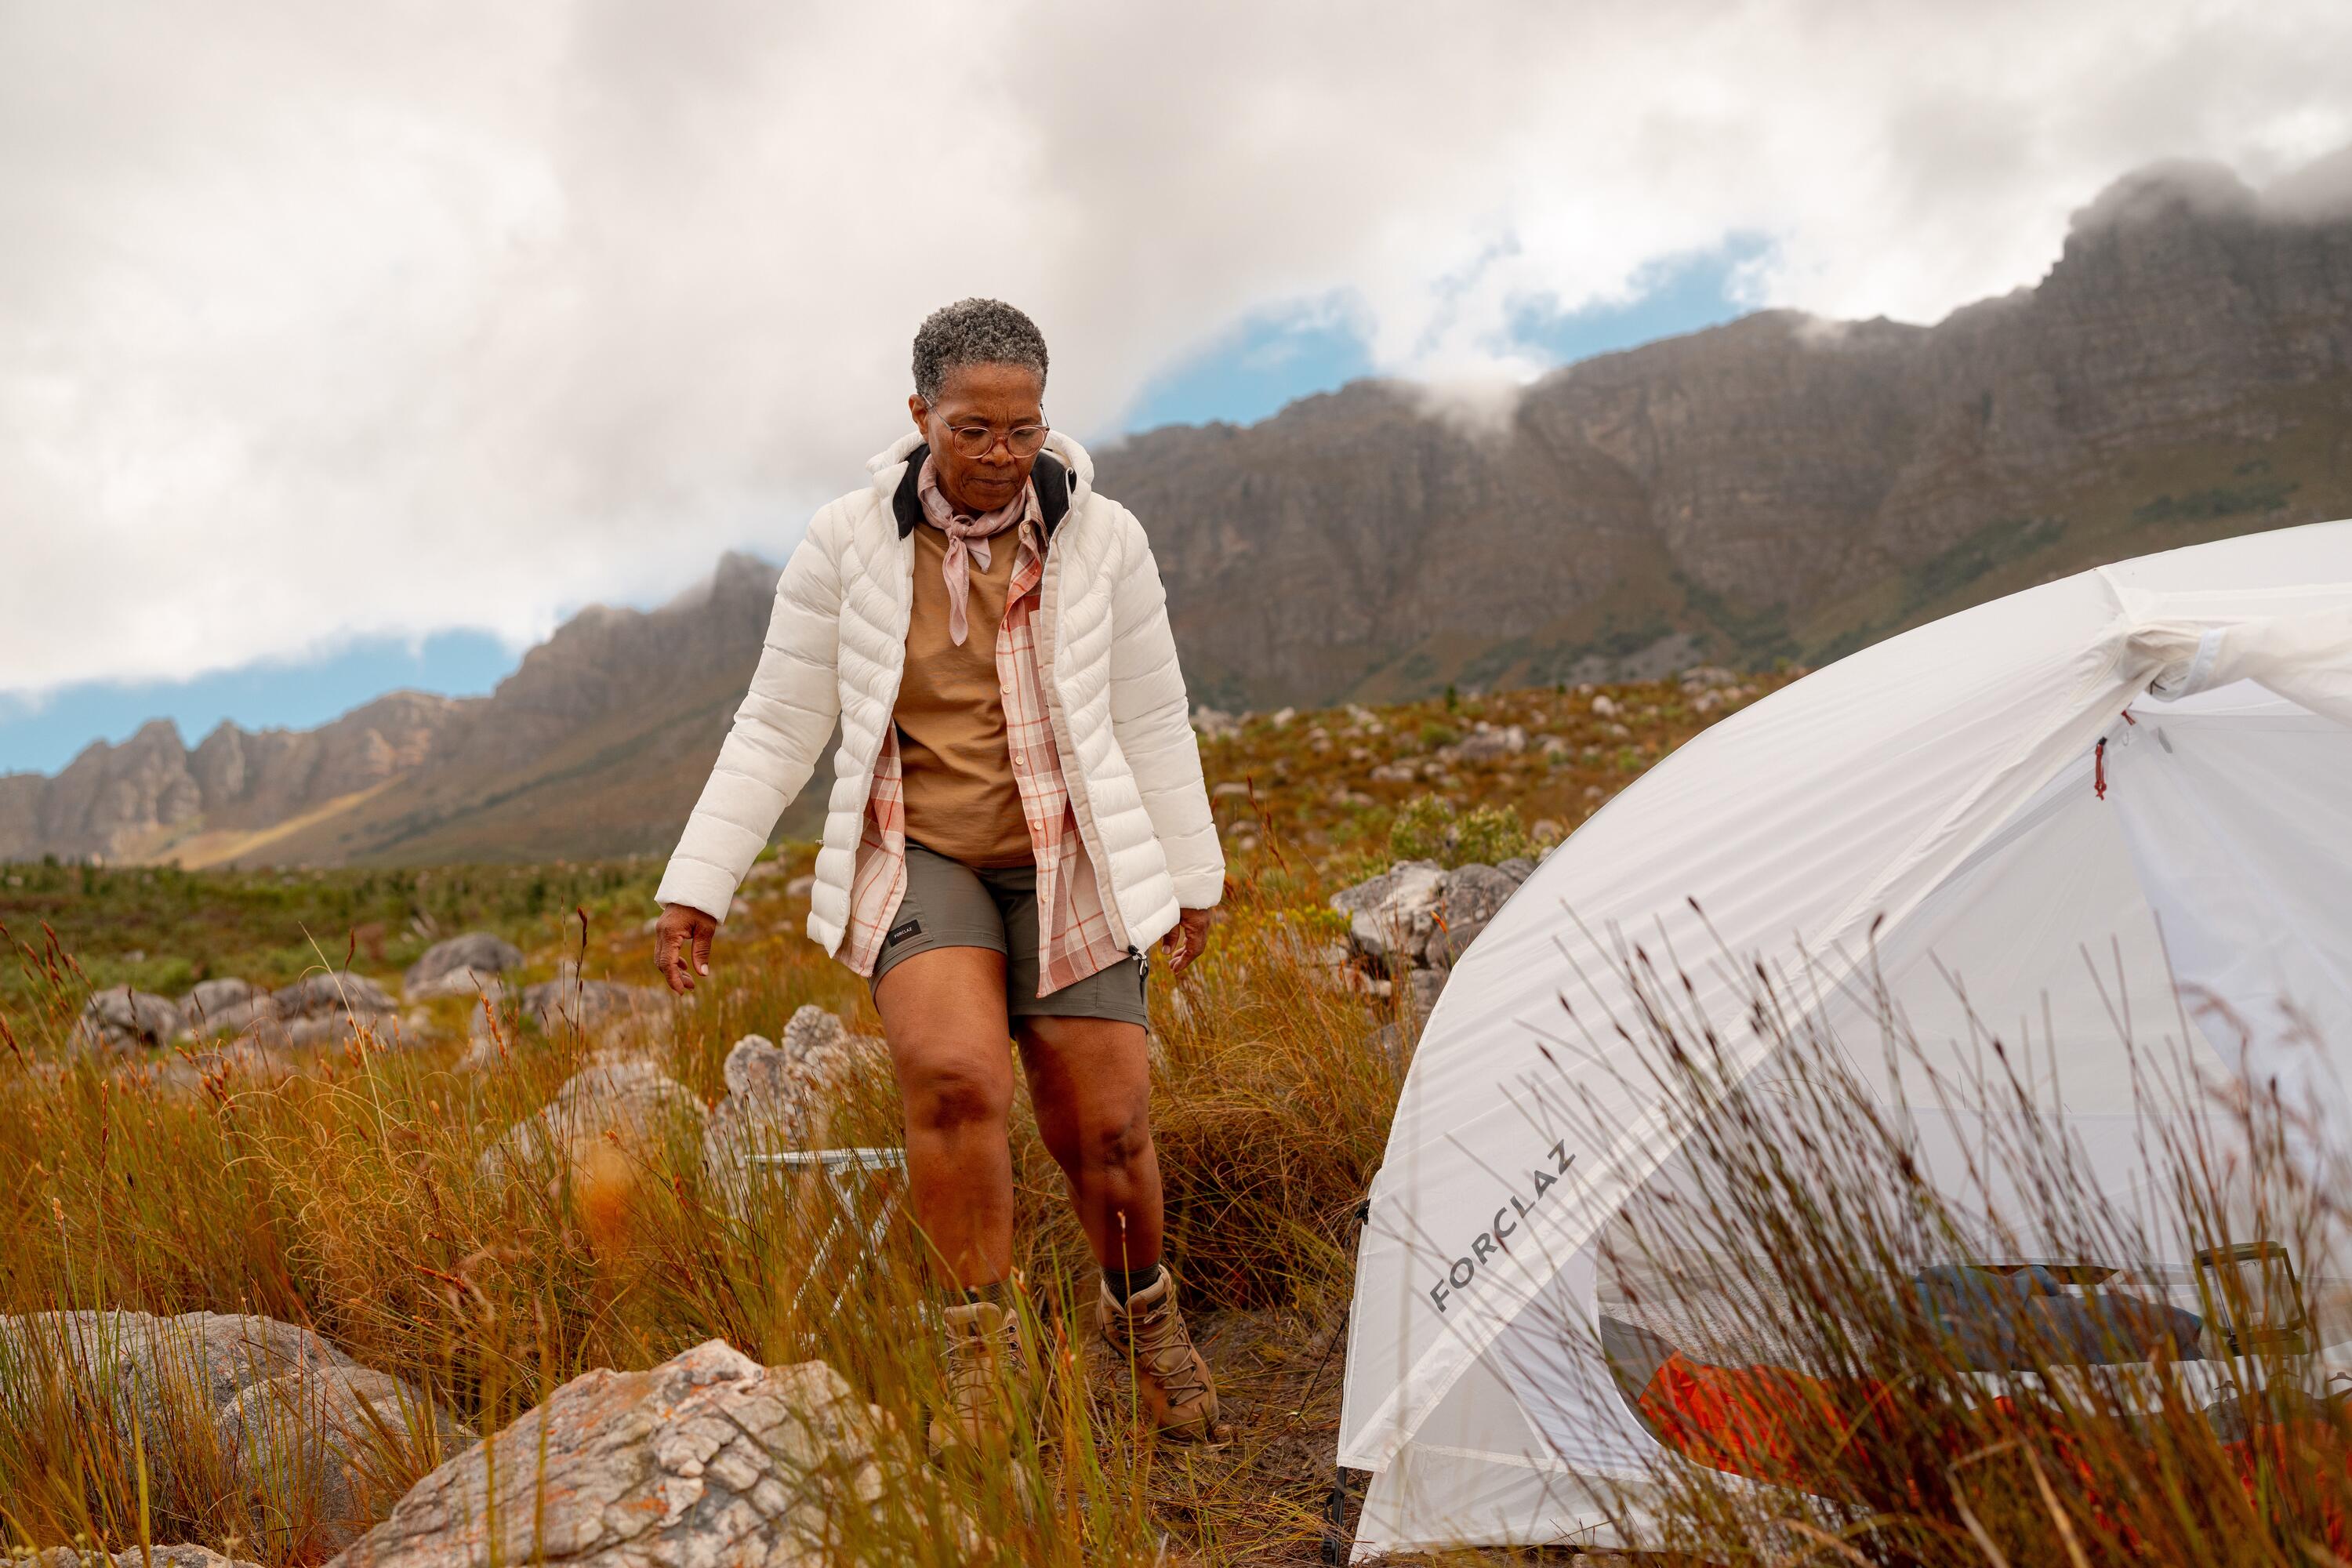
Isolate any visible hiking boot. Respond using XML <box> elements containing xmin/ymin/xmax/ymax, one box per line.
<box><xmin>928</xmin><ymin>1298</ymin><xmax>1029</xmax><ymax>1457</ymax></box>
<box><xmin>1098</xmin><ymin>1265</ymin><xmax>1232</xmax><ymax>1445</ymax></box>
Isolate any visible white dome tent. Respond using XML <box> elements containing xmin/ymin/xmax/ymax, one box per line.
<box><xmin>1334</xmin><ymin>521</ymin><xmax>2352</xmax><ymax>1558</ymax></box>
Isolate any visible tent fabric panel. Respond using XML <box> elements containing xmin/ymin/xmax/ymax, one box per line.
<box><xmin>1339</xmin><ymin>523</ymin><xmax>2352</xmax><ymax>1513</ymax></box>
<box><xmin>2107</xmin><ymin>702</ymin><xmax>2352</xmax><ymax>1140</ymax></box>
<box><xmin>1348</xmin><ymin>1345</ymin><xmax>1628</xmax><ymax>1559</ymax></box>
<box><xmin>1804</xmin><ymin>753</ymin><xmax>2182</xmax><ymax>1118</ymax></box>
<box><xmin>1340</xmin><ymin>1135</ymin><xmax>1609</xmax><ymax>1468</ymax></box>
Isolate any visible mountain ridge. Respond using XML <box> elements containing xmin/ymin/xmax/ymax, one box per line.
<box><xmin>5</xmin><ymin>154</ymin><xmax>2350</xmax><ymax>866</ymax></box>
<box><xmin>1101</xmin><ymin>155</ymin><xmax>2352</xmax><ymax>706</ymax></box>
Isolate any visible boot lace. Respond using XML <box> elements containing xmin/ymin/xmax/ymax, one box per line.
<box><xmin>946</xmin><ymin>1312</ymin><xmax>1021</xmax><ymax>1411</ymax></box>
<box><xmin>1128</xmin><ymin>1297</ymin><xmax>1211</xmax><ymax>1406</ymax></box>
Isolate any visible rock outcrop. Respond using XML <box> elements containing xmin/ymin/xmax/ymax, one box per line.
<box><xmin>72</xmin><ymin>987</ymin><xmax>187</xmax><ymax>1053</ymax></box>
<box><xmin>327</xmin><ymin>1341</ymin><xmax>902</xmax><ymax>1568</ymax></box>
<box><xmin>218</xmin><ymin>1363</ymin><xmax>473</xmax><ymax>1552</ymax></box>
<box><xmin>477</xmin><ymin>1054</ymin><xmax>707</xmax><ymax>1185</ymax></box>
<box><xmin>267</xmin><ymin>972</ymin><xmax>400</xmax><ymax>1049</ymax></box>
<box><xmin>114</xmin><ymin>1037</ymin><xmax>296</xmax><ymax>1098</ymax></box>
<box><xmin>519</xmin><ymin>974</ymin><xmax>670</xmax><ymax>1037</ymax></box>
<box><xmin>180</xmin><ymin>977</ymin><xmax>279</xmax><ymax>1039</ymax></box>
<box><xmin>19</xmin><ymin>1548</ymin><xmax>262</xmax><ymax>1568</ymax></box>
<box><xmin>702</xmin><ymin>1008</ymin><xmax>886</xmax><ymax>1215</ymax></box>
<box><xmin>0</xmin><ymin>1311</ymin><xmax>462</xmax><ymax>1554</ymax></box>
<box><xmin>403</xmin><ymin>933</ymin><xmax>524</xmax><ymax>1001</ymax></box>
<box><xmin>0</xmin><ymin>694</ymin><xmax>460</xmax><ymax>865</ymax></box>
<box><xmin>1330</xmin><ymin>857</ymin><xmax>1538</xmax><ymax>1020</ymax></box>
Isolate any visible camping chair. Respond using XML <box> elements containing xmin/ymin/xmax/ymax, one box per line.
<box><xmin>744</xmin><ymin>1146</ymin><xmax>907</xmax><ymax>1319</ymax></box>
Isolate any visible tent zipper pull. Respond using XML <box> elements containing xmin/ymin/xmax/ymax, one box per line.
<box><xmin>2094</xmin><ymin>736</ymin><xmax>2107</xmax><ymax>800</ymax></box>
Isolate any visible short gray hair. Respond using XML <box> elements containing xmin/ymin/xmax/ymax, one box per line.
<box><xmin>911</xmin><ymin>298</ymin><xmax>1049</xmax><ymax>404</ymax></box>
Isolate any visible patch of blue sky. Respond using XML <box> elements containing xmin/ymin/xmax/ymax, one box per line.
<box><xmin>1122</xmin><ymin>233</ymin><xmax>1769</xmax><ymax>435</ymax></box>
<box><xmin>0</xmin><ymin>629</ymin><xmax>517</xmax><ymax>776</ymax></box>
<box><xmin>1120</xmin><ymin>299</ymin><xmax>1377</xmax><ymax>434</ymax></box>
<box><xmin>1512</xmin><ymin>232</ymin><xmax>1772</xmax><ymax>369</ymax></box>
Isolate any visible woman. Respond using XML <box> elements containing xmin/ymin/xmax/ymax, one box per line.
<box><xmin>651</xmin><ymin>299</ymin><xmax>1229</xmax><ymax>1450</ymax></box>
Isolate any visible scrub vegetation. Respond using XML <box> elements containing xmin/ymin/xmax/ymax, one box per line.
<box><xmin>5</xmin><ymin>675</ymin><xmax>2347</xmax><ymax>1564</ymax></box>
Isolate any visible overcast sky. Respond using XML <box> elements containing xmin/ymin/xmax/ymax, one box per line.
<box><xmin>5</xmin><ymin>0</ymin><xmax>2351</xmax><ymax>771</ymax></box>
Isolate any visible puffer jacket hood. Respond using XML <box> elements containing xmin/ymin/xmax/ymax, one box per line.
<box><xmin>657</xmin><ymin>429</ymin><xmax>1223</xmax><ymax>958</ymax></box>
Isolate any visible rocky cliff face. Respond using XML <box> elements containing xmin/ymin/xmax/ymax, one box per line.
<box><xmin>5</xmin><ymin>159</ymin><xmax>2347</xmax><ymax>866</ymax></box>
<box><xmin>1102</xmin><ymin>158</ymin><xmax>2352</xmax><ymax>706</ymax></box>
<box><xmin>0</xmin><ymin>555</ymin><xmax>786</xmax><ymax>865</ymax></box>
<box><xmin>0</xmin><ymin>694</ymin><xmax>464</xmax><ymax>864</ymax></box>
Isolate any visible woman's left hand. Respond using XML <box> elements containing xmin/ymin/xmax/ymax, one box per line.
<box><xmin>1161</xmin><ymin>907</ymin><xmax>1213</xmax><ymax>976</ymax></box>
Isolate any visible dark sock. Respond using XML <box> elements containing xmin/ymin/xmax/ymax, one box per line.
<box><xmin>1103</xmin><ymin>1263</ymin><xmax>1162</xmax><ymax>1304</ymax></box>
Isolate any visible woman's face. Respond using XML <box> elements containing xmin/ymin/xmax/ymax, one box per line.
<box><xmin>908</xmin><ymin>361</ymin><xmax>1046</xmax><ymax>514</ymax></box>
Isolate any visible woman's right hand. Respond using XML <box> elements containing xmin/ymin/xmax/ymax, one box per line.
<box><xmin>654</xmin><ymin>902</ymin><xmax>719</xmax><ymax>994</ymax></box>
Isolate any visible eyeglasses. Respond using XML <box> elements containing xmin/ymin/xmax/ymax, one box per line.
<box><xmin>935</xmin><ymin>419</ymin><xmax>1051</xmax><ymax>459</ymax></box>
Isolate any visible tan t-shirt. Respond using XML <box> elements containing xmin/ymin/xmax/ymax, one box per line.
<box><xmin>895</xmin><ymin>521</ymin><xmax>1035</xmax><ymax>867</ymax></box>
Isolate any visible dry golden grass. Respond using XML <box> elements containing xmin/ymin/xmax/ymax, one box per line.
<box><xmin>0</xmin><ymin>840</ymin><xmax>1410</xmax><ymax>1565</ymax></box>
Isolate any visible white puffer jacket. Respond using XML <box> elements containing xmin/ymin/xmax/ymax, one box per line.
<box><xmin>655</xmin><ymin>430</ymin><xmax>1225</xmax><ymax>956</ymax></box>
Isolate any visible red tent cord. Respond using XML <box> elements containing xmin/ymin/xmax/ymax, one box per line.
<box><xmin>2094</xmin><ymin>736</ymin><xmax>2107</xmax><ymax>800</ymax></box>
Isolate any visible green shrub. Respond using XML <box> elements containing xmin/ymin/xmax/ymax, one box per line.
<box><xmin>1386</xmin><ymin>796</ymin><xmax>1531</xmax><ymax>867</ymax></box>
<box><xmin>1453</xmin><ymin>802</ymin><xmax>1533</xmax><ymax>866</ymax></box>
<box><xmin>1387</xmin><ymin>794</ymin><xmax>1457</xmax><ymax>862</ymax></box>
<box><xmin>1417</xmin><ymin>720</ymin><xmax>1460</xmax><ymax>750</ymax></box>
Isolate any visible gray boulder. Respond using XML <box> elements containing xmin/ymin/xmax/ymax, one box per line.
<box><xmin>220</xmin><ymin>1364</ymin><xmax>474</xmax><ymax>1553</ymax></box>
<box><xmin>1327</xmin><ymin>858</ymin><xmax>1538</xmax><ymax>1027</ymax></box>
<box><xmin>137</xmin><ymin>1038</ymin><xmax>296</xmax><ymax>1097</ymax></box>
<box><xmin>280</xmin><ymin>971</ymin><xmax>398</xmax><ymax>1016</ymax></box>
<box><xmin>0</xmin><ymin>1309</ymin><xmax>358</xmax><ymax>1421</ymax></box>
<box><xmin>1421</xmin><ymin>862</ymin><xmax>1523</xmax><ymax>969</ymax></box>
<box><xmin>477</xmin><ymin>1054</ymin><xmax>707</xmax><ymax>1185</ymax></box>
<box><xmin>702</xmin><ymin>1009</ymin><xmax>886</xmax><ymax>1215</ymax></box>
<box><xmin>519</xmin><ymin>977</ymin><xmax>667</xmax><ymax>1036</ymax></box>
<box><xmin>1406</xmin><ymin>968</ymin><xmax>1447</xmax><ymax>1020</ymax></box>
<box><xmin>1454</xmin><ymin>724</ymin><xmax>1527</xmax><ymax>762</ymax></box>
<box><xmin>1330</xmin><ymin>860</ymin><xmax>1446</xmax><ymax>971</ymax></box>
<box><xmin>403</xmin><ymin>934</ymin><xmax>524</xmax><ymax>1001</ymax></box>
<box><xmin>73</xmin><ymin>987</ymin><xmax>187</xmax><ymax>1053</ymax></box>
<box><xmin>21</xmin><ymin>1549</ymin><xmax>261</xmax><ymax>1568</ymax></box>
<box><xmin>267</xmin><ymin>972</ymin><xmax>401</xmax><ymax>1051</ymax></box>
<box><xmin>274</xmin><ymin>972</ymin><xmax>397</xmax><ymax>1020</ymax></box>
<box><xmin>180</xmin><ymin>977</ymin><xmax>280</xmax><ymax>1039</ymax></box>
<box><xmin>0</xmin><ymin>1310</ymin><xmax>458</xmax><ymax>1553</ymax></box>
<box><xmin>327</xmin><ymin>1341</ymin><xmax>909</xmax><ymax>1568</ymax></box>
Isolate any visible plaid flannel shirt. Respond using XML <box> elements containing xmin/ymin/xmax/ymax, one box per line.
<box><xmin>839</xmin><ymin>497</ymin><xmax>1125</xmax><ymax>996</ymax></box>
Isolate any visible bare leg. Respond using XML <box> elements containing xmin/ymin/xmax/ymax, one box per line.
<box><xmin>1016</xmin><ymin>1014</ymin><xmax>1164</xmax><ymax>1274</ymax></box>
<box><xmin>875</xmin><ymin>947</ymin><xmax>1016</xmax><ymax>1290</ymax></box>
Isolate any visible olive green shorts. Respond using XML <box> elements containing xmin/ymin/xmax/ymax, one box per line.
<box><xmin>869</xmin><ymin>841</ymin><xmax>1151</xmax><ymax>1027</ymax></box>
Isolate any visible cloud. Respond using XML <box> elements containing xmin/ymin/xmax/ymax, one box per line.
<box><xmin>4</xmin><ymin>0</ymin><xmax>2350</xmax><ymax>700</ymax></box>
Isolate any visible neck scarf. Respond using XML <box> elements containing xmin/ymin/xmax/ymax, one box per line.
<box><xmin>916</xmin><ymin>455</ymin><xmax>1040</xmax><ymax>646</ymax></box>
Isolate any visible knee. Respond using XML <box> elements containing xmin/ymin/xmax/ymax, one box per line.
<box><xmin>1071</xmin><ymin>1105</ymin><xmax>1152</xmax><ymax>1176</ymax></box>
<box><xmin>903</xmin><ymin>1059</ymin><xmax>1011</xmax><ymax>1134</ymax></box>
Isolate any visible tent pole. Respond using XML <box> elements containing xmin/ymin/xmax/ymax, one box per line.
<box><xmin>1321</xmin><ymin>1466</ymin><xmax>1365</xmax><ymax>1565</ymax></box>
<box><xmin>1316</xmin><ymin>1197</ymin><xmax>1373</xmax><ymax>1565</ymax></box>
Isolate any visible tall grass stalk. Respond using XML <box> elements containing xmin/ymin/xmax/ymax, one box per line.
<box><xmin>1533</xmin><ymin>931</ymin><xmax>2352</xmax><ymax>1566</ymax></box>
